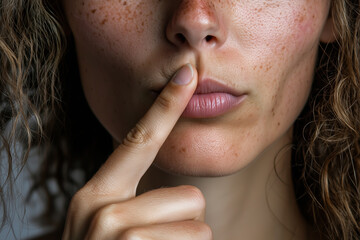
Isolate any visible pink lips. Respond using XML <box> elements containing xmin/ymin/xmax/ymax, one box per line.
<box><xmin>182</xmin><ymin>80</ymin><xmax>246</xmax><ymax>118</ymax></box>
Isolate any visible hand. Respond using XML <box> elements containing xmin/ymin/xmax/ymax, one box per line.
<box><xmin>62</xmin><ymin>64</ymin><xmax>212</xmax><ymax>240</ymax></box>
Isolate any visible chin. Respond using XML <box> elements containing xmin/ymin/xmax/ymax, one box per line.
<box><xmin>150</xmin><ymin>116</ymin><xmax>295</xmax><ymax>178</ymax></box>
<box><xmin>152</xmin><ymin>124</ymin><xmax>254</xmax><ymax>177</ymax></box>
<box><xmin>153</xmin><ymin>151</ymin><xmax>242</xmax><ymax>177</ymax></box>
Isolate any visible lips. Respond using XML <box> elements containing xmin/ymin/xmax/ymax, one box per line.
<box><xmin>152</xmin><ymin>77</ymin><xmax>246</xmax><ymax>118</ymax></box>
<box><xmin>181</xmin><ymin>79</ymin><xmax>247</xmax><ymax>118</ymax></box>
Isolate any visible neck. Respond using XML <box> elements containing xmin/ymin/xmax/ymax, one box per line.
<box><xmin>138</xmin><ymin>130</ymin><xmax>311</xmax><ymax>240</ymax></box>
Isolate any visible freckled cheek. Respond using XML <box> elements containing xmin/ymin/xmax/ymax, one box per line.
<box><xmin>270</xmin><ymin>54</ymin><xmax>315</xmax><ymax>131</ymax></box>
<box><xmin>250</xmin><ymin>24</ymin><xmax>318</xmax><ymax>131</ymax></box>
<box><xmin>286</xmin><ymin>8</ymin><xmax>326</xmax><ymax>52</ymax></box>
<box><xmin>250</xmin><ymin>8</ymin><xmax>321</xmax><ymax>55</ymax></box>
<box><xmin>69</xmin><ymin>5</ymin><xmax>155</xmax><ymax>65</ymax></box>
<box><xmin>90</xmin><ymin>21</ymin><xmax>146</xmax><ymax>57</ymax></box>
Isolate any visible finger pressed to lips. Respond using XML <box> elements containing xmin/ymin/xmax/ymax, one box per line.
<box><xmin>85</xmin><ymin>64</ymin><xmax>198</xmax><ymax>199</ymax></box>
<box><xmin>63</xmin><ymin>65</ymin><xmax>199</xmax><ymax>240</ymax></box>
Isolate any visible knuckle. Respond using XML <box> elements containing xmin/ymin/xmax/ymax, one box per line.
<box><xmin>95</xmin><ymin>204</ymin><xmax>117</xmax><ymax>224</ymax></box>
<box><xmin>68</xmin><ymin>189</ymin><xmax>87</xmax><ymax>213</ymax></box>
<box><xmin>120</xmin><ymin>228</ymin><xmax>146</xmax><ymax>240</ymax></box>
<box><xmin>123</xmin><ymin>121</ymin><xmax>152</xmax><ymax>147</ymax></box>
<box><xmin>156</xmin><ymin>91</ymin><xmax>176</xmax><ymax>112</ymax></box>
<box><xmin>181</xmin><ymin>221</ymin><xmax>213</xmax><ymax>240</ymax></box>
<box><xmin>179</xmin><ymin>185</ymin><xmax>206</xmax><ymax>209</ymax></box>
<box><xmin>92</xmin><ymin>204</ymin><xmax>122</xmax><ymax>230</ymax></box>
<box><xmin>187</xmin><ymin>222</ymin><xmax>213</xmax><ymax>240</ymax></box>
<box><xmin>200</xmin><ymin>223</ymin><xmax>213</xmax><ymax>240</ymax></box>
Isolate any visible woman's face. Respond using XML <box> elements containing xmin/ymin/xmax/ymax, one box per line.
<box><xmin>63</xmin><ymin>0</ymin><xmax>332</xmax><ymax>176</ymax></box>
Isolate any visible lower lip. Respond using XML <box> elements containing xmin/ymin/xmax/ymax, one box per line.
<box><xmin>181</xmin><ymin>93</ymin><xmax>246</xmax><ymax>118</ymax></box>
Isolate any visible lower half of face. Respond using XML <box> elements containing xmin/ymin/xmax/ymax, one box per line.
<box><xmin>63</xmin><ymin>0</ymin><xmax>330</xmax><ymax>177</ymax></box>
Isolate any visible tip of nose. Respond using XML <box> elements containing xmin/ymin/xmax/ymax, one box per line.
<box><xmin>166</xmin><ymin>1</ymin><xmax>224</xmax><ymax>50</ymax></box>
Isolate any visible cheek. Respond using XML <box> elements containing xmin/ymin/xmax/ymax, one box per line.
<box><xmin>243</xmin><ymin>3</ymin><xmax>327</xmax><ymax>124</ymax></box>
<box><xmin>66</xmin><ymin>0</ymin><xmax>158</xmax><ymax>67</ymax></box>
<box><xmin>271</xmin><ymin>20</ymin><xmax>321</xmax><ymax>120</ymax></box>
<box><xmin>64</xmin><ymin>0</ymin><xmax>164</xmax><ymax>140</ymax></box>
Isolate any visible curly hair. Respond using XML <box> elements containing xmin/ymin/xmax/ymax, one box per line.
<box><xmin>0</xmin><ymin>0</ymin><xmax>66</xmax><ymax>229</ymax></box>
<box><xmin>0</xmin><ymin>0</ymin><xmax>112</xmax><ymax>230</ymax></box>
<box><xmin>0</xmin><ymin>0</ymin><xmax>359</xmax><ymax>239</ymax></box>
<box><xmin>293</xmin><ymin>0</ymin><xmax>360</xmax><ymax>239</ymax></box>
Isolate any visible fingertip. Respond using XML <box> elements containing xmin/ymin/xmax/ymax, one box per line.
<box><xmin>187</xmin><ymin>63</ymin><xmax>198</xmax><ymax>85</ymax></box>
<box><xmin>171</xmin><ymin>64</ymin><xmax>195</xmax><ymax>85</ymax></box>
<box><xmin>186</xmin><ymin>63</ymin><xmax>194</xmax><ymax>79</ymax></box>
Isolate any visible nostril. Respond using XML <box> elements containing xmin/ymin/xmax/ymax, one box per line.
<box><xmin>175</xmin><ymin>33</ymin><xmax>186</xmax><ymax>43</ymax></box>
<box><xmin>205</xmin><ymin>35</ymin><xmax>214</xmax><ymax>42</ymax></box>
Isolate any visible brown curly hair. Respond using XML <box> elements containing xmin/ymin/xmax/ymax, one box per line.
<box><xmin>0</xmin><ymin>0</ymin><xmax>359</xmax><ymax>239</ymax></box>
<box><xmin>0</xmin><ymin>0</ymin><xmax>65</xmax><ymax>229</ymax></box>
<box><xmin>293</xmin><ymin>0</ymin><xmax>360</xmax><ymax>239</ymax></box>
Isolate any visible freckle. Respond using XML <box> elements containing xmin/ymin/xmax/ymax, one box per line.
<box><xmin>277</xmin><ymin>122</ymin><xmax>281</xmax><ymax>126</ymax></box>
<box><xmin>123</xmin><ymin>1</ymin><xmax>127</xmax><ymax>5</ymax></box>
<box><xmin>91</xmin><ymin>9</ymin><xmax>97</xmax><ymax>14</ymax></box>
<box><xmin>180</xmin><ymin>147</ymin><xmax>187</xmax><ymax>153</ymax></box>
<box><xmin>101</xmin><ymin>18</ymin><xmax>108</xmax><ymax>25</ymax></box>
<box><xmin>259</xmin><ymin>65</ymin><xmax>263</xmax><ymax>69</ymax></box>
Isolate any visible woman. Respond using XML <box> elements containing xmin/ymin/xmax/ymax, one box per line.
<box><xmin>0</xmin><ymin>0</ymin><xmax>359</xmax><ymax>239</ymax></box>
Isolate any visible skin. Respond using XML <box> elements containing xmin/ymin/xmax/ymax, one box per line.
<box><xmin>61</xmin><ymin>0</ymin><xmax>335</xmax><ymax>239</ymax></box>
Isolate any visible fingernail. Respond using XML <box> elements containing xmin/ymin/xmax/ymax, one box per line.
<box><xmin>172</xmin><ymin>64</ymin><xmax>194</xmax><ymax>85</ymax></box>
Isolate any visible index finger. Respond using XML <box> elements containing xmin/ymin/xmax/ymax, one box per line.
<box><xmin>86</xmin><ymin>64</ymin><xmax>198</xmax><ymax>199</ymax></box>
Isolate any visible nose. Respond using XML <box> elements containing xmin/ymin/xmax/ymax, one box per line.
<box><xmin>166</xmin><ymin>0</ymin><xmax>226</xmax><ymax>50</ymax></box>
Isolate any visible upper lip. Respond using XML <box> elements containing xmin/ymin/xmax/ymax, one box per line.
<box><xmin>151</xmin><ymin>69</ymin><xmax>244</xmax><ymax>97</ymax></box>
<box><xmin>194</xmin><ymin>79</ymin><xmax>243</xmax><ymax>96</ymax></box>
